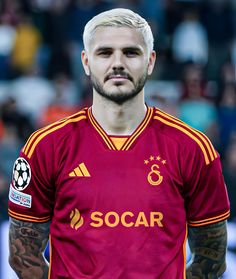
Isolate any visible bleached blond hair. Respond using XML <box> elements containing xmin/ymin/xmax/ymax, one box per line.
<box><xmin>83</xmin><ymin>8</ymin><xmax>154</xmax><ymax>54</ymax></box>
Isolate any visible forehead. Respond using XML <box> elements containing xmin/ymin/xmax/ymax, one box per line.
<box><xmin>89</xmin><ymin>26</ymin><xmax>146</xmax><ymax>52</ymax></box>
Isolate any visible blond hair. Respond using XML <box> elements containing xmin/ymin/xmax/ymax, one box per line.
<box><xmin>83</xmin><ymin>8</ymin><xmax>154</xmax><ymax>53</ymax></box>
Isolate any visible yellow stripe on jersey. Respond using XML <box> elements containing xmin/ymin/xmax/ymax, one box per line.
<box><xmin>8</xmin><ymin>209</ymin><xmax>51</xmax><ymax>223</ymax></box>
<box><xmin>188</xmin><ymin>210</ymin><xmax>230</xmax><ymax>227</ymax></box>
<box><xmin>122</xmin><ymin>107</ymin><xmax>153</xmax><ymax>150</ymax></box>
<box><xmin>154</xmin><ymin>116</ymin><xmax>210</xmax><ymax>164</ymax></box>
<box><xmin>154</xmin><ymin>110</ymin><xmax>218</xmax><ymax>165</ymax></box>
<box><xmin>88</xmin><ymin>108</ymin><xmax>116</xmax><ymax>150</ymax></box>
<box><xmin>155</xmin><ymin>109</ymin><xmax>217</xmax><ymax>161</ymax></box>
<box><xmin>23</xmin><ymin>109</ymin><xmax>86</xmax><ymax>155</ymax></box>
<box><xmin>22</xmin><ymin>117</ymin><xmax>67</xmax><ymax>154</ymax></box>
<box><xmin>23</xmin><ymin>110</ymin><xmax>87</xmax><ymax>158</ymax></box>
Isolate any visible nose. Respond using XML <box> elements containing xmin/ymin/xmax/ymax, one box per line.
<box><xmin>112</xmin><ymin>52</ymin><xmax>125</xmax><ymax>71</ymax></box>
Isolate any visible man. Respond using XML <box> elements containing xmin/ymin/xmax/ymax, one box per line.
<box><xmin>8</xmin><ymin>8</ymin><xmax>230</xmax><ymax>279</ymax></box>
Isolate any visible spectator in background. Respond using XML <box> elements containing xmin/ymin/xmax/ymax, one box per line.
<box><xmin>9</xmin><ymin>65</ymin><xmax>55</xmax><ymax>123</ymax></box>
<box><xmin>0</xmin><ymin>96</ymin><xmax>34</xmax><ymax>221</ymax></box>
<box><xmin>11</xmin><ymin>14</ymin><xmax>41</xmax><ymax>77</ymax></box>
<box><xmin>219</xmin><ymin>61</ymin><xmax>236</xmax><ymax>85</ymax></box>
<box><xmin>0</xmin><ymin>97</ymin><xmax>34</xmax><ymax>143</ymax></box>
<box><xmin>0</xmin><ymin>14</ymin><xmax>16</xmax><ymax>80</ymax></box>
<box><xmin>38</xmin><ymin>72</ymin><xmax>80</xmax><ymax>127</ymax></box>
<box><xmin>178</xmin><ymin>63</ymin><xmax>219</xmax><ymax>145</ymax></box>
<box><xmin>201</xmin><ymin>0</ymin><xmax>234</xmax><ymax>80</ymax></box>
<box><xmin>172</xmin><ymin>9</ymin><xmax>208</xmax><ymax>70</ymax></box>
<box><xmin>218</xmin><ymin>82</ymin><xmax>236</xmax><ymax>151</ymax></box>
<box><xmin>0</xmin><ymin>0</ymin><xmax>22</xmax><ymax>26</ymax></box>
<box><xmin>0</xmin><ymin>96</ymin><xmax>33</xmax><ymax>221</ymax></box>
<box><xmin>43</xmin><ymin>0</ymin><xmax>72</xmax><ymax>79</ymax></box>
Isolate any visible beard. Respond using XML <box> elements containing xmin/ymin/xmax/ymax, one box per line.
<box><xmin>90</xmin><ymin>69</ymin><xmax>148</xmax><ymax>105</ymax></box>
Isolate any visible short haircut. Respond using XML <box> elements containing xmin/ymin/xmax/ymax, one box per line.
<box><xmin>83</xmin><ymin>8</ymin><xmax>154</xmax><ymax>54</ymax></box>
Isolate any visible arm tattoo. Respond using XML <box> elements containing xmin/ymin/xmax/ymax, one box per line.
<box><xmin>9</xmin><ymin>217</ymin><xmax>50</xmax><ymax>279</ymax></box>
<box><xmin>186</xmin><ymin>220</ymin><xmax>227</xmax><ymax>279</ymax></box>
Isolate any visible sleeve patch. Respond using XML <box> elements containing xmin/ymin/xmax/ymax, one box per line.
<box><xmin>9</xmin><ymin>184</ymin><xmax>32</xmax><ymax>208</ymax></box>
<box><xmin>12</xmin><ymin>157</ymin><xmax>31</xmax><ymax>191</ymax></box>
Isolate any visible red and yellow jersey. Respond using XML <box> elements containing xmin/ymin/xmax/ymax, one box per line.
<box><xmin>8</xmin><ymin>106</ymin><xmax>230</xmax><ymax>279</ymax></box>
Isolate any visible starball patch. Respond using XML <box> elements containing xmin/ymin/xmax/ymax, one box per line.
<box><xmin>12</xmin><ymin>157</ymin><xmax>31</xmax><ymax>191</ymax></box>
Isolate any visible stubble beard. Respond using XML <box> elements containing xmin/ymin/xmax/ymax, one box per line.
<box><xmin>90</xmin><ymin>70</ymin><xmax>148</xmax><ymax>105</ymax></box>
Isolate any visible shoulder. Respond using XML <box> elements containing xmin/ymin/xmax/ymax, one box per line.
<box><xmin>22</xmin><ymin>108</ymin><xmax>88</xmax><ymax>159</ymax></box>
<box><xmin>152</xmin><ymin>107</ymin><xmax>218</xmax><ymax>166</ymax></box>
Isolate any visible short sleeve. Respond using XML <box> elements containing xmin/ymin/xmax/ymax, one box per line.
<box><xmin>8</xmin><ymin>135</ymin><xmax>55</xmax><ymax>223</ymax></box>
<box><xmin>183</xmin><ymin>145</ymin><xmax>230</xmax><ymax>227</ymax></box>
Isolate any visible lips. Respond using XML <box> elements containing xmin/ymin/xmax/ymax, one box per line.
<box><xmin>108</xmin><ymin>75</ymin><xmax>128</xmax><ymax>81</ymax></box>
<box><xmin>105</xmin><ymin>73</ymin><xmax>133</xmax><ymax>82</ymax></box>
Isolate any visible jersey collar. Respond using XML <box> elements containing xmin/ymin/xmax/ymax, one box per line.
<box><xmin>88</xmin><ymin>106</ymin><xmax>154</xmax><ymax>151</ymax></box>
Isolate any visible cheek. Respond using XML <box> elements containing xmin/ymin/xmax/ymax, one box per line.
<box><xmin>129</xmin><ymin>59</ymin><xmax>148</xmax><ymax>72</ymax></box>
<box><xmin>131</xmin><ymin>63</ymin><xmax>148</xmax><ymax>79</ymax></box>
<box><xmin>89</xmin><ymin>64</ymin><xmax>104</xmax><ymax>77</ymax></box>
<box><xmin>91</xmin><ymin>57</ymin><xmax>111</xmax><ymax>70</ymax></box>
<box><xmin>93</xmin><ymin>66</ymin><xmax>110</xmax><ymax>81</ymax></box>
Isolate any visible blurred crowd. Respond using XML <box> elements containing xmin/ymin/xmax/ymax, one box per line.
<box><xmin>0</xmin><ymin>0</ymin><xmax>235</xmax><ymax>224</ymax></box>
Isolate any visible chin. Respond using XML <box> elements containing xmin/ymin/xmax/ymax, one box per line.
<box><xmin>106</xmin><ymin>85</ymin><xmax>133</xmax><ymax>95</ymax></box>
<box><xmin>101</xmin><ymin>90</ymin><xmax>140</xmax><ymax>105</ymax></box>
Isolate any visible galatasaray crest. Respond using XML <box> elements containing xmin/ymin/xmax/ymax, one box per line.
<box><xmin>144</xmin><ymin>155</ymin><xmax>166</xmax><ymax>186</ymax></box>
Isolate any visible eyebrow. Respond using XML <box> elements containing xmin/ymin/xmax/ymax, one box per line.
<box><xmin>95</xmin><ymin>47</ymin><xmax>112</xmax><ymax>53</ymax></box>
<box><xmin>94</xmin><ymin>46</ymin><xmax>144</xmax><ymax>53</ymax></box>
<box><xmin>123</xmin><ymin>47</ymin><xmax>143</xmax><ymax>53</ymax></box>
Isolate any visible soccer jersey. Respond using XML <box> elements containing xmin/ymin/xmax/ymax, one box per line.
<box><xmin>8</xmin><ymin>106</ymin><xmax>230</xmax><ymax>279</ymax></box>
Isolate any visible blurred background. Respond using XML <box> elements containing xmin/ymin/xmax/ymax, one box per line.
<box><xmin>0</xmin><ymin>0</ymin><xmax>235</xmax><ymax>278</ymax></box>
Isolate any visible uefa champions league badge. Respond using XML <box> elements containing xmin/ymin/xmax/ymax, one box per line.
<box><xmin>12</xmin><ymin>157</ymin><xmax>31</xmax><ymax>191</ymax></box>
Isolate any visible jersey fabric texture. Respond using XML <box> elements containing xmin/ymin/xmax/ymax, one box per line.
<box><xmin>8</xmin><ymin>106</ymin><xmax>230</xmax><ymax>279</ymax></box>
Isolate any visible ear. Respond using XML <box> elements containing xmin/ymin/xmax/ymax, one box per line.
<box><xmin>147</xmin><ymin>51</ymin><xmax>156</xmax><ymax>76</ymax></box>
<box><xmin>81</xmin><ymin>50</ymin><xmax>90</xmax><ymax>76</ymax></box>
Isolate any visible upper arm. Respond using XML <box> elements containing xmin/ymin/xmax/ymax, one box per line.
<box><xmin>9</xmin><ymin>217</ymin><xmax>50</xmax><ymax>278</ymax></box>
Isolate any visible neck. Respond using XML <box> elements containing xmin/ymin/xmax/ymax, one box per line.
<box><xmin>92</xmin><ymin>91</ymin><xmax>147</xmax><ymax>136</ymax></box>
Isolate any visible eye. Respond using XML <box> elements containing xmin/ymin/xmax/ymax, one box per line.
<box><xmin>124</xmin><ymin>49</ymin><xmax>140</xmax><ymax>57</ymax></box>
<box><xmin>97</xmin><ymin>50</ymin><xmax>112</xmax><ymax>57</ymax></box>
